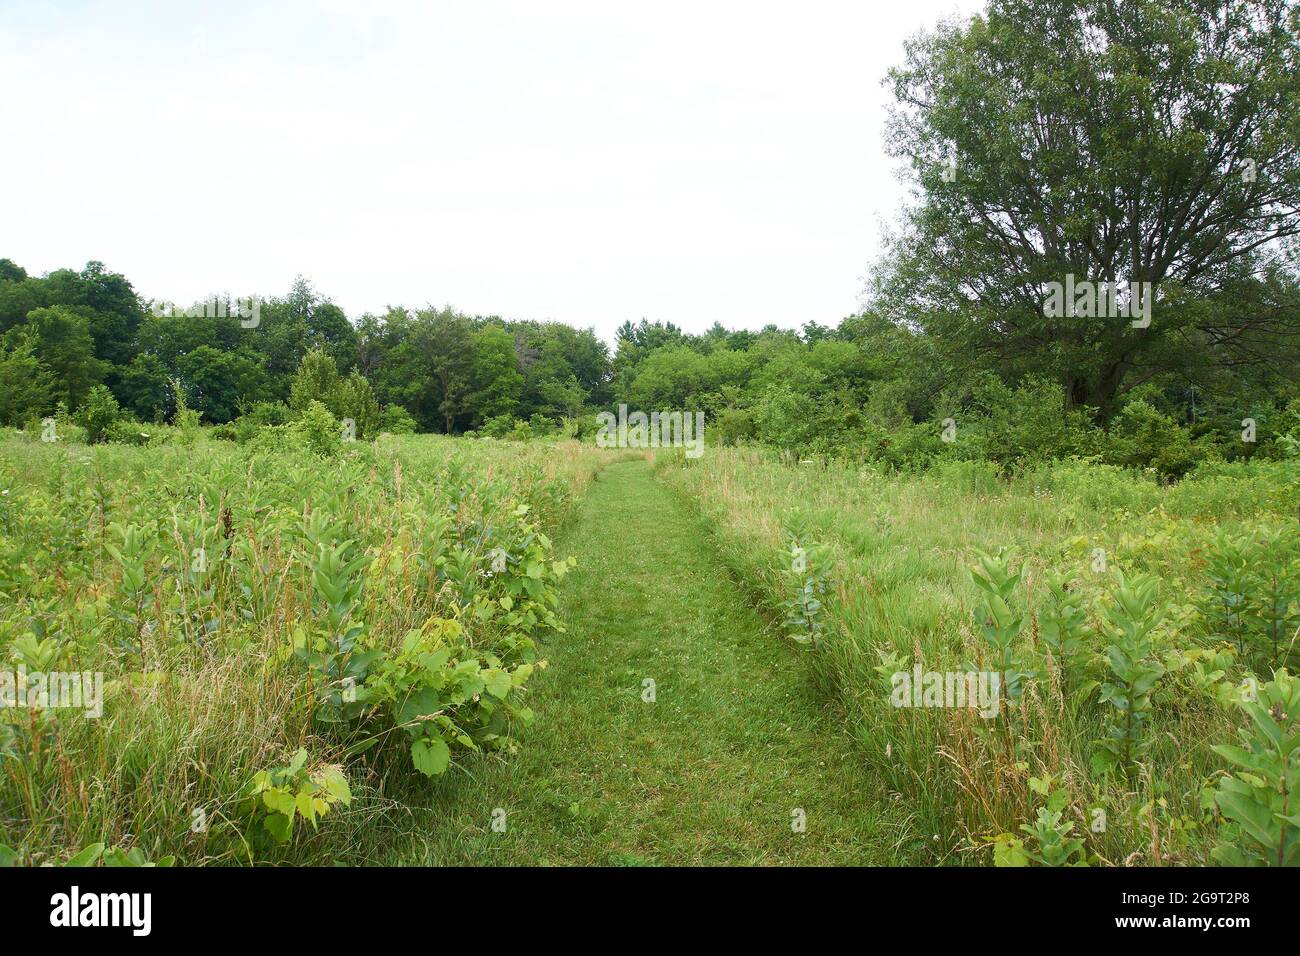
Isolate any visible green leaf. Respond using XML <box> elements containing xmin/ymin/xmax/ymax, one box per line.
<box><xmin>264</xmin><ymin>812</ymin><xmax>293</xmax><ymax>843</ymax></box>
<box><xmin>322</xmin><ymin>769</ymin><xmax>352</xmax><ymax>806</ymax></box>
<box><xmin>263</xmin><ymin>787</ymin><xmax>297</xmax><ymax>816</ymax></box>
<box><xmin>65</xmin><ymin>843</ymin><xmax>105</xmax><ymax>867</ymax></box>
<box><xmin>296</xmin><ymin>790</ymin><xmax>318</xmax><ymax>827</ymax></box>
<box><xmin>411</xmin><ymin>737</ymin><xmax>451</xmax><ymax>777</ymax></box>
<box><xmin>992</xmin><ymin>835</ymin><xmax>1028</xmax><ymax>867</ymax></box>
<box><xmin>483</xmin><ymin>668</ymin><xmax>512</xmax><ymax>699</ymax></box>
<box><xmin>1216</xmin><ymin>789</ymin><xmax>1278</xmax><ymax>848</ymax></box>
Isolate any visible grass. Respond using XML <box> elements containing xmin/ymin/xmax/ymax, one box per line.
<box><xmin>0</xmin><ymin>433</ymin><xmax>614</xmax><ymax>865</ymax></box>
<box><xmin>5</xmin><ymin>430</ymin><xmax>1295</xmax><ymax>866</ymax></box>
<box><xmin>653</xmin><ymin>448</ymin><xmax>1300</xmax><ymax>865</ymax></box>
<box><xmin>382</xmin><ymin>459</ymin><xmax>907</xmax><ymax>865</ymax></box>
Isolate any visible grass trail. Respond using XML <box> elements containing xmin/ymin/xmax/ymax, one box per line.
<box><xmin>388</xmin><ymin>459</ymin><xmax>904</xmax><ymax>865</ymax></box>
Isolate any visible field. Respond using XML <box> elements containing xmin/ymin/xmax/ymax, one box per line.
<box><xmin>655</xmin><ymin>450</ymin><xmax>1300</xmax><ymax>864</ymax></box>
<box><xmin>0</xmin><ymin>431</ymin><xmax>616</xmax><ymax>864</ymax></box>
<box><xmin>1</xmin><ymin>429</ymin><xmax>1296</xmax><ymax>866</ymax></box>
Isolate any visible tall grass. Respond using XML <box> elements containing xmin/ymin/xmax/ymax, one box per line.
<box><xmin>654</xmin><ymin>448</ymin><xmax>1300</xmax><ymax>864</ymax></box>
<box><xmin>0</xmin><ymin>432</ymin><xmax>615</xmax><ymax>864</ymax></box>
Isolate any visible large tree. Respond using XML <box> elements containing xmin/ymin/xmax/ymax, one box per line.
<box><xmin>877</xmin><ymin>0</ymin><xmax>1300</xmax><ymax>412</ymax></box>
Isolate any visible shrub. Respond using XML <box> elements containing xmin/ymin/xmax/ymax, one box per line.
<box><xmin>289</xmin><ymin>401</ymin><xmax>342</xmax><ymax>457</ymax></box>
<box><xmin>170</xmin><ymin>378</ymin><xmax>202</xmax><ymax>444</ymax></box>
<box><xmin>379</xmin><ymin>404</ymin><xmax>418</xmax><ymax>434</ymax></box>
<box><xmin>103</xmin><ymin>418</ymin><xmax>152</xmax><ymax>446</ymax></box>
<box><xmin>970</xmin><ymin>549</ymin><xmax>1035</xmax><ymax>705</ymax></box>
<box><xmin>240</xmin><ymin>748</ymin><xmax>351</xmax><ymax>849</ymax></box>
<box><xmin>335</xmin><ymin>371</ymin><xmax>381</xmax><ymax>439</ymax></box>
<box><xmin>712</xmin><ymin>406</ymin><xmax>757</xmax><ymax>446</ymax></box>
<box><xmin>230</xmin><ymin>401</ymin><xmax>293</xmax><ymax>444</ymax></box>
<box><xmin>960</xmin><ymin>376</ymin><xmax>1102</xmax><ymax>470</ymax></box>
<box><xmin>528</xmin><ymin>413</ymin><xmax>556</xmax><ymax>437</ymax></box>
<box><xmin>1102</xmin><ymin>399</ymin><xmax>1205</xmax><ymax>478</ymax></box>
<box><xmin>479</xmin><ymin>414</ymin><xmax>518</xmax><ymax>438</ymax></box>
<box><xmin>74</xmin><ymin>384</ymin><xmax>122</xmax><ymax>444</ymax></box>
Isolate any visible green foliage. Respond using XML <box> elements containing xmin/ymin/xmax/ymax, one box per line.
<box><xmin>995</xmin><ymin>777</ymin><xmax>1088</xmax><ymax>867</ymax></box>
<box><xmin>1037</xmin><ymin>569</ymin><xmax>1093</xmax><ymax>694</ymax></box>
<box><xmin>368</xmin><ymin>619</ymin><xmax>536</xmax><ymax>778</ymax></box>
<box><xmin>295</xmin><ymin>526</ymin><xmax>376</xmax><ymax>723</ymax></box>
<box><xmin>104</xmin><ymin>521</ymin><xmax>154</xmax><ymax>651</ymax></box>
<box><xmin>0</xmin><ymin>843</ymin><xmax>175</xmax><ymax>867</ymax></box>
<box><xmin>1210</xmin><ymin>669</ymin><xmax>1300</xmax><ymax>866</ymax></box>
<box><xmin>0</xmin><ymin>336</ymin><xmax>57</xmax><ymax>426</ymax></box>
<box><xmin>103</xmin><ymin>418</ymin><xmax>153</xmax><ymax>445</ymax></box>
<box><xmin>288</xmin><ymin>400</ymin><xmax>342</xmax><ymax>457</ymax></box>
<box><xmin>1095</xmin><ymin>571</ymin><xmax>1166</xmax><ymax>775</ymax></box>
<box><xmin>1202</xmin><ymin>528</ymin><xmax>1300</xmax><ymax>670</ymax></box>
<box><xmin>169</xmin><ymin>376</ymin><xmax>202</xmax><ymax>440</ymax></box>
<box><xmin>289</xmin><ymin>346</ymin><xmax>342</xmax><ymax>413</ymax></box>
<box><xmin>0</xmin><ymin>422</ymin><xmax>606</xmax><ymax>865</ymax></box>
<box><xmin>1244</xmin><ymin>528</ymin><xmax>1300</xmax><ymax>669</ymax></box>
<box><xmin>876</xmin><ymin>0</ymin><xmax>1300</xmax><ymax>412</ymax></box>
<box><xmin>8</xmin><ymin>306</ymin><xmax>104</xmax><ymax>410</ymax></box>
<box><xmin>241</xmin><ymin>748</ymin><xmax>351</xmax><ymax>847</ymax></box>
<box><xmin>781</xmin><ymin>532</ymin><xmax>830</xmax><ymax>647</ymax></box>
<box><xmin>379</xmin><ymin>403</ymin><xmax>417</xmax><ymax>434</ymax></box>
<box><xmin>954</xmin><ymin>376</ymin><xmax>1101</xmax><ymax>471</ymax></box>
<box><xmin>75</xmin><ymin>384</ymin><xmax>123</xmax><ymax>444</ymax></box>
<box><xmin>471</xmin><ymin>326</ymin><xmax>524</xmax><ymax>424</ymax></box>
<box><xmin>970</xmin><ymin>549</ymin><xmax>1034</xmax><ymax>702</ymax></box>
<box><xmin>1103</xmin><ymin>399</ymin><xmax>1205</xmax><ymax>478</ymax></box>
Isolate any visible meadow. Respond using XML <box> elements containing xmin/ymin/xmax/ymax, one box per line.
<box><xmin>2</xmin><ymin>423</ymin><xmax>1296</xmax><ymax>866</ymax></box>
<box><xmin>654</xmin><ymin>449</ymin><xmax>1300</xmax><ymax>865</ymax></box>
<box><xmin>0</xmin><ymin>428</ymin><xmax>618</xmax><ymax>864</ymax></box>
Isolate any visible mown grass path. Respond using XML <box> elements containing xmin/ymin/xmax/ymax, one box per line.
<box><xmin>394</xmin><ymin>460</ymin><xmax>902</xmax><ymax>865</ymax></box>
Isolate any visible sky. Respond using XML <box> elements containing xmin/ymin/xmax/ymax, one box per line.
<box><xmin>2</xmin><ymin>0</ymin><xmax>984</xmax><ymax>343</ymax></box>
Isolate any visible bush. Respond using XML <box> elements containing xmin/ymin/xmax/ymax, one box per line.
<box><xmin>479</xmin><ymin>414</ymin><xmax>518</xmax><ymax>439</ymax></box>
<box><xmin>75</xmin><ymin>385</ymin><xmax>123</xmax><ymax>444</ymax></box>
<box><xmin>1102</xmin><ymin>399</ymin><xmax>1205</xmax><ymax>478</ymax></box>
<box><xmin>379</xmin><ymin>404</ymin><xmax>418</xmax><ymax>434</ymax></box>
<box><xmin>229</xmin><ymin>401</ymin><xmax>293</xmax><ymax>444</ymax></box>
<box><xmin>958</xmin><ymin>377</ymin><xmax>1103</xmax><ymax>470</ymax></box>
<box><xmin>528</xmin><ymin>413</ymin><xmax>556</xmax><ymax>437</ymax></box>
<box><xmin>335</xmin><ymin>371</ymin><xmax>381</xmax><ymax>439</ymax></box>
<box><xmin>712</xmin><ymin>407</ymin><xmax>757</xmax><ymax>446</ymax></box>
<box><xmin>104</xmin><ymin>419</ymin><xmax>153</xmax><ymax>446</ymax></box>
<box><xmin>289</xmin><ymin>400</ymin><xmax>342</xmax><ymax>457</ymax></box>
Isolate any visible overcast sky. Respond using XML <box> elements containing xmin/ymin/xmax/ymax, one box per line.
<box><xmin>3</xmin><ymin>0</ymin><xmax>983</xmax><ymax>342</ymax></box>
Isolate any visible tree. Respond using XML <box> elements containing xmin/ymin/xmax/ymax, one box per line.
<box><xmin>0</xmin><ymin>336</ymin><xmax>56</xmax><ymax>425</ymax></box>
<box><xmin>469</xmin><ymin>325</ymin><xmax>524</xmax><ymax>424</ymax></box>
<box><xmin>10</xmin><ymin>306</ymin><xmax>104</xmax><ymax>409</ymax></box>
<box><xmin>877</xmin><ymin>0</ymin><xmax>1300</xmax><ymax>412</ymax></box>
<box><xmin>335</xmin><ymin>370</ymin><xmax>381</xmax><ymax>439</ymax></box>
<box><xmin>249</xmin><ymin>277</ymin><xmax>358</xmax><ymax>396</ymax></box>
<box><xmin>415</xmin><ymin>309</ymin><xmax>474</xmax><ymax>433</ymax></box>
<box><xmin>289</xmin><ymin>346</ymin><xmax>343</xmax><ymax>413</ymax></box>
<box><xmin>176</xmin><ymin>346</ymin><xmax>269</xmax><ymax>423</ymax></box>
<box><xmin>115</xmin><ymin>353</ymin><xmax>172</xmax><ymax>422</ymax></box>
<box><xmin>76</xmin><ymin>384</ymin><xmax>124</xmax><ymax>444</ymax></box>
